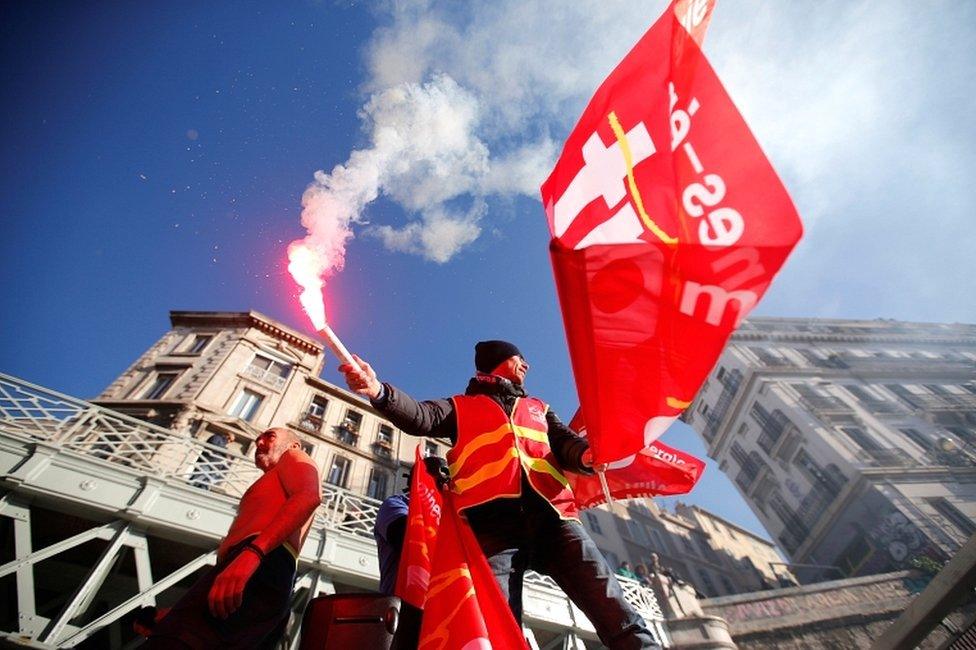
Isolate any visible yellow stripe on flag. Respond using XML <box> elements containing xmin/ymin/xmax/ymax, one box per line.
<box><xmin>608</xmin><ymin>111</ymin><xmax>678</xmax><ymax>246</ymax></box>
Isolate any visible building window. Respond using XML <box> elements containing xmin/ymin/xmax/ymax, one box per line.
<box><xmin>884</xmin><ymin>383</ymin><xmax>927</xmax><ymax>409</ymax></box>
<box><xmin>244</xmin><ymin>354</ymin><xmax>292</xmax><ymax>389</ymax></box>
<box><xmin>900</xmin><ymin>428</ymin><xmax>933</xmax><ymax>451</ymax></box>
<box><xmin>424</xmin><ymin>440</ymin><xmax>440</xmax><ymax>457</ymax></box>
<box><xmin>649</xmin><ymin>529</ymin><xmax>668</xmax><ymax>553</ymax></box>
<box><xmin>835</xmin><ymin>532</ymin><xmax>872</xmax><ymax>576</ymax></box>
<box><xmin>927</xmin><ymin>497</ymin><xmax>976</xmax><ymax>537</ymax></box>
<box><xmin>601</xmin><ymin>549</ymin><xmax>621</xmax><ymax>572</ymax></box>
<box><xmin>374</xmin><ymin>424</ymin><xmax>394</xmax><ymax>458</ymax></box>
<box><xmin>326</xmin><ymin>456</ymin><xmax>351</xmax><ymax>488</ymax></box>
<box><xmin>840</xmin><ymin>426</ymin><xmax>882</xmax><ymax>451</ymax></box>
<box><xmin>366</xmin><ymin>468</ymin><xmax>389</xmax><ymax>500</ymax></box>
<box><xmin>629</xmin><ymin>521</ymin><xmax>651</xmax><ymax>545</ymax></box>
<box><xmin>841</xmin><ymin>426</ymin><xmax>914</xmax><ymax>467</ymax></box>
<box><xmin>308</xmin><ymin>395</ymin><xmax>329</xmax><ymax>419</ymax></box>
<box><xmin>187</xmin><ymin>334</ymin><xmax>213</xmax><ymax>354</ymax></box>
<box><xmin>335</xmin><ymin>410</ymin><xmax>362</xmax><ymax>446</ymax></box>
<box><xmin>794</xmin><ymin>449</ymin><xmax>844</xmax><ymax>496</ymax></box>
<box><xmin>298</xmin><ymin>395</ymin><xmax>329</xmax><ymax>434</ymax></box>
<box><xmin>720</xmin><ymin>575</ymin><xmax>736</xmax><ymax>595</ymax></box>
<box><xmin>730</xmin><ymin>442</ymin><xmax>767</xmax><ymax>490</ymax></box>
<box><xmin>697</xmin><ymin>569</ymin><xmax>718</xmax><ymax>597</ymax></box>
<box><xmin>792</xmin><ymin>383</ymin><xmax>849</xmax><ymax>411</ymax></box>
<box><xmin>585</xmin><ymin>512</ymin><xmax>603</xmax><ymax>535</ymax></box>
<box><xmin>752</xmin><ymin>404</ymin><xmax>793</xmax><ymax>454</ymax></box>
<box><xmin>142</xmin><ymin>371</ymin><xmax>180</xmax><ymax>399</ymax></box>
<box><xmin>229</xmin><ymin>389</ymin><xmax>263</xmax><ymax>422</ymax></box>
<box><xmin>770</xmin><ymin>494</ymin><xmax>808</xmax><ymax>554</ymax></box>
<box><xmin>843</xmin><ymin>383</ymin><xmax>899</xmax><ymax>413</ymax></box>
<box><xmin>798</xmin><ymin>348</ymin><xmax>847</xmax><ymax>369</ymax></box>
<box><xmin>752</xmin><ymin>347</ymin><xmax>789</xmax><ymax>367</ymax></box>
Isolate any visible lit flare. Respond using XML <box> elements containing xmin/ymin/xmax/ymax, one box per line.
<box><xmin>287</xmin><ymin>242</ymin><xmax>361</xmax><ymax>372</ymax></box>
<box><xmin>287</xmin><ymin>243</ymin><xmax>327</xmax><ymax>330</ymax></box>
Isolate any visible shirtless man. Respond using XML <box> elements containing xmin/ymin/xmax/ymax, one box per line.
<box><xmin>148</xmin><ymin>428</ymin><xmax>320</xmax><ymax>649</ymax></box>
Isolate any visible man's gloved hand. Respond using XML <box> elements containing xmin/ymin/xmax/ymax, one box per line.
<box><xmin>208</xmin><ymin>549</ymin><xmax>261</xmax><ymax>619</ymax></box>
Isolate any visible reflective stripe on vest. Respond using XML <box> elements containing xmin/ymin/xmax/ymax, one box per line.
<box><xmin>448</xmin><ymin>395</ymin><xmax>579</xmax><ymax>520</ymax></box>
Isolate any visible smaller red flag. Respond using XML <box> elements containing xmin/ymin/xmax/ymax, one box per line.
<box><xmin>568</xmin><ymin>409</ymin><xmax>705</xmax><ymax>509</ymax></box>
<box><xmin>395</xmin><ymin>446</ymin><xmax>444</xmax><ymax>609</ymax></box>
<box><xmin>418</xmin><ymin>492</ymin><xmax>528</xmax><ymax>650</ymax></box>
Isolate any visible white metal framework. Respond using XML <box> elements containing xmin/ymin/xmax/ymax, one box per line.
<box><xmin>0</xmin><ymin>373</ymin><xmax>668</xmax><ymax>648</ymax></box>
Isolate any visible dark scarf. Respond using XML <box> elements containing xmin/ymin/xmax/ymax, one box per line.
<box><xmin>464</xmin><ymin>374</ymin><xmax>526</xmax><ymax>414</ymax></box>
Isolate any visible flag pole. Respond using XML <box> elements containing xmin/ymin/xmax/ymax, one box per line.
<box><xmin>597</xmin><ymin>467</ymin><xmax>615</xmax><ymax>507</ymax></box>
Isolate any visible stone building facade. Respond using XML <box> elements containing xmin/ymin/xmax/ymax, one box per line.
<box><xmin>682</xmin><ymin>317</ymin><xmax>976</xmax><ymax>582</ymax></box>
<box><xmin>93</xmin><ymin>310</ymin><xmax>438</xmax><ymax>498</ymax></box>
<box><xmin>583</xmin><ymin>499</ymin><xmax>792</xmax><ymax>598</ymax></box>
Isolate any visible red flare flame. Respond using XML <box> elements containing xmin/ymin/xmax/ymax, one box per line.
<box><xmin>287</xmin><ymin>242</ymin><xmax>327</xmax><ymax>330</ymax></box>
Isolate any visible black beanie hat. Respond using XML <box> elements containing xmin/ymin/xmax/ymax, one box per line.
<box><xmin>474</xmin><ymin>340</ymin><xmax>523</xmax><ymax>373</ymax></box>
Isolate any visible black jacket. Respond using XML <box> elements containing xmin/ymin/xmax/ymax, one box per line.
<box><xmin>372</xmin><ymin>375</ymin><xmax>591</xmax><ymax>474</ymax></box>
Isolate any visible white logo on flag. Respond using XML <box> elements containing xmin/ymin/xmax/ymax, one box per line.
<box><xmin>553</xmin><ymin>124</ymin><xmax>655</xmax><ymax>248</ymax></box>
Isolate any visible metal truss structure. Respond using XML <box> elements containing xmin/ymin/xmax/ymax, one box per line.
<box><xmin>0</xmin><ymin>373</ymin><xmax>668</xmax><ymax>648</ymax></box>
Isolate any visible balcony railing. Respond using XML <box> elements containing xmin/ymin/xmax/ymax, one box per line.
<box><xmin>334</xmin><ymin>425</ymin><xmax>359</xmax><ymax>447</ymax></box>
<box><xmin>855</xmin><ymin>447</ymin><xmax>919</xmax><ymax>468</ymax></box>
<box><xmin>296</xmin><ymin>414</ymin><xmax>323</xmax><ymax>434</ymax></box>
<box><xmin>0</xmin><ymin>372</ymin><xmax>667</xmax><ymax>638</ymax></box>
<box><xmin>903</xmin><ymin>393</ymin><xmax>976</xmax><ymax>411</ymax></box>
<box><xmin>242</xmin><ymin>363</ymin><xmax>288</xmax><ymax>389</ymax></box>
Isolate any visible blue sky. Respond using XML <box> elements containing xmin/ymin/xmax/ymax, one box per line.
<box><xmin>2</xmin><ymin>1</ymin><xmax>974</xmax><ymax>540</ymax></box>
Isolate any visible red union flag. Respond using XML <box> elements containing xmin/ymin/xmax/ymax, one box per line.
<box><xmin>541</xmin><ymin>0</ymin><xmax>802</xmax><ymax>464</ymax></box>
<box><xmin>567</xmin><ymin>409</ymin><xmax>705</xmax><ymax>509</ymax></box>
<box><xmin>395</xmin><ymin>446</ymin><xmax>443</xmax><ymax>609</ymax></box>
<box><xmin>418</xmin><ymin>493</ymin><xmax>528</xmax><ymax>650</ymax></box>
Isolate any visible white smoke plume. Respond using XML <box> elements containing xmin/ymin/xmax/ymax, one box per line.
<box><xmin>290</xmin><ymin>73</ymin><xmax>489</xmax><ymax>279</ymax></box>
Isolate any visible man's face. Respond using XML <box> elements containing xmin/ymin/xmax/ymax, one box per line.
<box><xmin>491</xmin><ymin>355</ymin><xmax>529</xmax><ymax>385</ymax></box>
<box><xmin>254</xmin><ymin>429</ymin><xmax>292</xmax><ymax>471</ymax></box>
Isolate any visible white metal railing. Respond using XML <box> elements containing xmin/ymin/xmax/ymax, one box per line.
<box><xmin>0</xmin><ymin>372</ymin><xmax>667</xmax><ymax>638</ymax></box>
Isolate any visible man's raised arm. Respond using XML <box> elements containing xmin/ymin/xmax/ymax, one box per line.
<box><xmin>340</xmin><ymin>354</ymin><xmax>457</xmax><ymax>441</ymax></box>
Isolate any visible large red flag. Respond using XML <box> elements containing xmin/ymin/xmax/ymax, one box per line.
<box><xmin>567</xmin><ymin>409</ymin><xmax>705</xmax><ymax>509</ymax></box>
<box><xmin>541</xmin><ymin>0</ymin><xmax>802</xmax><ymax>464</ymax></box>
<box><xmin>395</xmin><ymin>446</ymin><xmax>444</xmax><ymax>609</ymax></box>
<box><xmin>418</xmin><ymin>492</ymin><xmax>528</xmax><ymax>650</ymax></box>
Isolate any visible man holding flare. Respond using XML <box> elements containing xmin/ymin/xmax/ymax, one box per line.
<box><xmin>341</xmin><ymin>340</ymin><xmax>659</xmax><ymax>650</ymax></box>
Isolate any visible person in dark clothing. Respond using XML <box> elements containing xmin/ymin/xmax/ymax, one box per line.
<box><xmin>374</xmin><ymin>456</ymin><xmax>448</xmax><ymax>650</ymax></box>
<box><xmin>341</xmin><ymin>340</ymin><xmax>659</xmax><ymax>650</ymax></box>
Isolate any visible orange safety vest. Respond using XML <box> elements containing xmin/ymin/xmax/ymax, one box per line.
<box><xmin>447</xmin><ymin>394</ymin><xmax>580</xmax><ymax>520</ymax></box>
